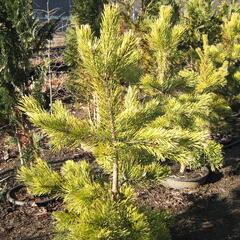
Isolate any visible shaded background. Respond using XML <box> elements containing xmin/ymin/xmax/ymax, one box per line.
<box><xmin>33</xmin><ymin>0</ymin><xmax>72</xmax><ymax>17</ymax></box>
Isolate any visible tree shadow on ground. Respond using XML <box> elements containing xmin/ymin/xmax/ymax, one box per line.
<box><xmin>171</xmin><ymin>144</ymin><xmax>240</xmax><ymax>240</ymax></box>
<box><xmin>223</xmin><ymin>145</ymin><xmax>240</xmax><ymax>176</ymax></box>
<box><xmin>205</xmin><ymin>170</ymin><xmax>224</xmax><ymax>184</ymax></box>
<box><xmin>171</xmin><ymin>186</ymin><xmax>240</xmax><ymax>240</ymax></box>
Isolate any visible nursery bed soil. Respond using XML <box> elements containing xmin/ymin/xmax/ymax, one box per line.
<box><xmin>137</xmin><ymin>144</ymin><xmax>240</xmax><ymax>240</ymax></box>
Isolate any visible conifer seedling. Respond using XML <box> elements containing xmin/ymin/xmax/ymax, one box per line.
<box><xmin>17</xmin><ymin>3</ymin><xmax>228</xmax><ymax>238</ymax></box>
<box><xmin>18</xmin><ymin>4</ymin><xmax>188</xmax><ymax>239</ymax></box>
<box><xmin>141</xmin><ymin>5</ymin><xmax>224</xmax><ymax>173</ymax></box>
<box><xmin>19</xmin><ymin>4</ymin><xmax>205</xmax><ymax>193</ymax></box>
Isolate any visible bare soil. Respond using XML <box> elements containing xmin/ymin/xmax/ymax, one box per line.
<box><xmin>137</xmin><ymin>144</ymin><xmax>240</xmax><ymax>240</ymax></box>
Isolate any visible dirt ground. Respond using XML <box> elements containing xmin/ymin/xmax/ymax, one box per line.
<box><xmin>138</xmin><ymin>144</ymin><xmax>240</xmax><ymax>240</ymax></box>
<box><xmin>0</xmin><ymin>119</ymin><xmax>240</xmax><ymax>239</ymax></box>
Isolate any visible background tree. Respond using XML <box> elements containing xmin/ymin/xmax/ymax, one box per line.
<box><xmin>64</xmin><ymin>0</ymin><xmax>108</xmax><ymax>67</ymax></box>
<box><xmin>201</xmin><ymin>11</ymin><xmax>240</xmax><ymax>108</ymax></box>
<box><xmin>0</xmin><ymin>0</ymin><xmax>57</xmax><ymax>117</ymax></box>
<box><xmin>177</xmin><ymin>0</ymin><xmax>240</xmax><ymax>70</ymax></box>
<box><xmin>181</xmin><ymin>0</ymin><xmax>224</xmax><ymax>49</ymax></box>
<box><xmin>141</xmin><ymin>5</ymin><xmax>224</xmax><ymax>173</ymax></box>
<box><xmin>0</xmin><ymin>0</ymin><xmax>58</xmax><ymax>162</ymax></box>
<box><xmin>72</xmin><ymin>0</ymin><xmax>109</xmax><ymax>36</ymax></box>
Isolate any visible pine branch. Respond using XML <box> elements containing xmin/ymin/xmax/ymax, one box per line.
<box><xmin>17</xmin><ymin>158</ymin><xmax>62</xmax><ymax>195</ymax></box>
<box><xmin>19</xmin><ymin>96</ymin><xmax>103</xmax><ymax>150</ymax></box>
<box><xmin>116</xmin><ymin>87</ymin><xmax>162</xmax><ymax>139</ymax></box>
<box><xmin>128</xmin><ymin>126</ymin><xmax>209</xmax><ymax>163</ymax></box>
<box><xmin>142</xmin><ymin>5</ymin><xmax>185</xmax><ymax>95</ymax></box>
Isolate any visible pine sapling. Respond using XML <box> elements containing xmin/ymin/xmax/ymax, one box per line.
<box><xmin>141</xmin><ymin>5</ymin><xmax>225</xmax><ymax>173</ymax></box>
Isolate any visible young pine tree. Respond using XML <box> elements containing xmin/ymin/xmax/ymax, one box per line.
<box><xmin>141</xmin><ymin>5</ymin><xmax>224</xmax><ymax>173</ymax></box>
<box><xmin>18</xmin><ymin>4</ymin><xmax>188</xmax><ymax>239</ymax></box>
<box><xmin>20</xmin><ymin>3</ymin><xmax>201</xmax><ymax>191</ymax></box>
<box><xmin>200</xmin><ymin>11</ymin><xmax>240</xmax><ymax>108</ymax></box>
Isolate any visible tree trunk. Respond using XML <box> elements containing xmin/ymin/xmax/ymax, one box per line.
<box><xmin>180</xmin><ymin>163</ymin><xmax>186</xmax><ymax>173</ymax></box>
<box><xmin>109</xmin><ymin>98</ymin><xmax>119</xmax><ymax>196</ymax></box>
<box><xmin>15</xmin><ymin>127</ymin><xmax>23</xmax><ymax>165</ymax></box>
<box><xmin>112</xmin><ymin>158</ymin><xmax>119</xmax><ymax>196</ymax></box>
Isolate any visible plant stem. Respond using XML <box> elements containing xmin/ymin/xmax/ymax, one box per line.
<box><xmin>180</xmin><ymin>163</ymin><xmax>186</xmax><ymax>173</ymax></box>
<box><xmin>15</xmin><ymin>127</ymin><xmax>23</xmax><ymax>165</ymax></box>
<box><xmin>112</xmin><ymin>157</ymin><xmax>119</xmax><ymax>196</ymax></box>
<box><xmin>93</xmin><ymin>94</ymin><xmax>97</xmax><ymax>124</ymax></box>
<box><xmin>109</xmin><ymin>96</ymin><xmax>119</xmax><ymax>196</ymax></box>
<box><xmin>47</xmin><ymin>0</ymin><xmax>52</xmax><ymax>114</ymax></box>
